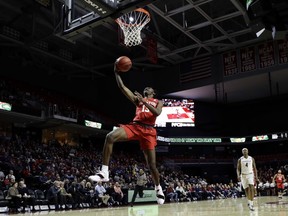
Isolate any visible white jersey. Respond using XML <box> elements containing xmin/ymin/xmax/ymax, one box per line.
<box><xmin>240</xmin><ymin>156</ymin><xmax>253</xmax><ymax>174</ymax></box>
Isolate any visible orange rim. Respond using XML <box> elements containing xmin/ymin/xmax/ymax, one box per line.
<box><xmin>134</xmin><ymin>8</ymin><xmax>150</xmax><ymax>17</ymax></box>
<box><xmin>115</xmin><ymin>8</ymin><xmax>150</xmax><ymax>26</ymax></box>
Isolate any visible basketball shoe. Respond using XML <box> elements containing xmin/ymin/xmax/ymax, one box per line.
<box><xmin>248</xmin><ymin>204</ymin><xmax>255</xmax><ymax>211</ymax></box>
<box><xmin>155</xmin><ymin>186</ymin><xmax>165</xmax><ymax>205</ymax></box>
<box><xmin>88</xmin><ymin>170</ymin><xmax>109</xmax><ymax>182</ymax></box>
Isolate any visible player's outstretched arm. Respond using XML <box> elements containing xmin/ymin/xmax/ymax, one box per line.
<box><xmin>114</xmin><ymin>65</ymin><xmax>138</xmax><ymax>105</ymax></box>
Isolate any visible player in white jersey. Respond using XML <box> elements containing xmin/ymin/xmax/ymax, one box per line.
<box><xmin>237</xmin><ymin>148</ymin><xmax>258</xmax><ymax>211</ymax></box>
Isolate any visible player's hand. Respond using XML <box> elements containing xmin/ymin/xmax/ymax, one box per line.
<box><xmin>114</xmin><ymin>63</ymin><xmax>120</xmax><ymax>73</ymax></box>
<box><xmin>134</xmin><ymin>91</ymin><xmax>144</xmax><ymax>102</ymax></box>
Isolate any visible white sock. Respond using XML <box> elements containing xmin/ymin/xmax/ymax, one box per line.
<box><xmin>101</xmin><ymin>165</ymin><xmax>109</xmax><ymax>172</ymax></box>
<box><xmin>155</xmin><ymin>185</ymin><xmax>161</xmax><ymax>190</ymax></box>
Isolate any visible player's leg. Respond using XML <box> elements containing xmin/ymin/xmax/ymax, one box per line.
<box><xmin>242</xmin><ymin>177</ymin><xmax>254</xmax><ymax>210</ymax></box>
<box><xmin>278</xmin><ymin>187</ymin><xmax>283</xmax><ymax>198</ymax></box>
<box><xmin>244</xmin><ymin>186</ymin><xmax>254</xmax><ymax>211</ymax></box>
<box><xmin>248</xmin><ymin>184</ymin><xmax>255</xmax><ymax>198</ymax></box>
<box><xmin>244</xmin><ymin>187</ymin><xmax>250</xmax><ymax>201</ymax></box>
<box><xmin>89</xmin><ymin>127</ymin><xmax>128</xmax><ymax>182</ymax></box>
<box><xmin>247</xmin><ymin>181</ymin><xmax>255</xmax><ymax>211</ymax></box>
<box><xmin>142</xmin><ymin>149</ymin><xmax>165</xmax><ymax>204</ymax></box>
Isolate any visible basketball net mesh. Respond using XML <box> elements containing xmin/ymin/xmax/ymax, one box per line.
<box><xmin>116</xmin><ymin>9</ymin><xmax>150</xmax><ymax>47</ymax></box>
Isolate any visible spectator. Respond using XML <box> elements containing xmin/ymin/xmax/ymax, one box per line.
<box><xmin>5</xmin><ymin>170</ymin><xmax>16</xmax><ymax>185</ymax></box>
<box><xmin>18</xmin><ymin>180</ymin><xmax>36</xmax><ymax>212</ymax></box>
<box><xmin>95</xmin><ymin>181</ymin><xmax>110</xmax><ymax>206</ymax></box>
<box><xmin>46</xmin><ymin>180</ymin><xmax>61</xmax><ymax>211</ymax></box>
<box><xmin>6</xmin><ymin>181</ymin><xmax>23</xmax><ymax>213</ymax></box>
<box><xmin>67</xmin><ymin>180</ymin><xmax>82</xmax><ymax>209</ymax></box>
<box><xmin>175</xmin><ymin>181</ymin><xmax>190</xmax><ymax>202</ymax></box>
<box><xmin>59</xmin><ymin>181</ymin><xmax>73</xmax><ymax>210</ymax></box>
<box><xmin>0</xmin><ymin>170</ymin><xmax>5</xmax><ymax>190</ymax></box>
<box><xmin>264</xmin><ymin>180</ymin><xmax>271</xmax><ymax>196</ymax></box>
<box><xmin>84</xmin><ymin>181</ymin><xmax>97</xmax><ymax>207</ymax></box>
<box><xmin>166</xmin><ymin>183</ymin><xmax>178</xmax><ymax>202</ymax></box>
<box><xmin>0</xmin><ymin>169</ymin><xmax>5</xmax><ymax>179</ymax></box>
<box><xmin>76</xmin><ymin>180</ymin><xmax>90</xmax><ymax>207</ymax></box>
<box><xmin>112</xmin><ymin>182</ymin><xmax>125</xmax><ymax>205</ymax></box>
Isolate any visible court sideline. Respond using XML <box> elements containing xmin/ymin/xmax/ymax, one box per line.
<box><xmin>2</xmin><ymin>196</ymin><xmax>287</xmax><ymax>216</ymax></box>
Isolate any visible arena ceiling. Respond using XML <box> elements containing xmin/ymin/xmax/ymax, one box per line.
<box><xmin>0</xmin><ymin>0</ymin><xmax>288</xmax><ymax>104</ymax></box>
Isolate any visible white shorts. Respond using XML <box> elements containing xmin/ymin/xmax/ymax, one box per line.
<box><xmin>241</xmin><ymin>173</ymin><xmax>254</xmax><ymax>189</ymax></box>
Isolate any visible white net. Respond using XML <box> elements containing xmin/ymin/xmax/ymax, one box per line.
<box><xmin>116</xmin><ymin>8</ymin><xmax>150</xmax><ymax>47</ymax></box>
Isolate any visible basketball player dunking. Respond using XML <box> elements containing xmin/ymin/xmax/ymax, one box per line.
<box><xmin>88</xmin><ymin>63</ymin><xmax>165</xmax><ymax>205</ymax></box>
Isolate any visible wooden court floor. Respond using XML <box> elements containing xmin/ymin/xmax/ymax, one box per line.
<box><xmin>4</xmin><ymin>196</ymin><xmax>288</xmax><ymax>216</ymax></box>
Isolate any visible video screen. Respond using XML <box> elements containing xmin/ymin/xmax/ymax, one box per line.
<box><xmin>155</xmin><ymin>98</ymin><xmax>195</xmax><ymax>127</ymax></box>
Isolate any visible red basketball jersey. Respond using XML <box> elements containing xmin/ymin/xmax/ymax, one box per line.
<box><xmin>275</xmin><ymin>174</ymin><xmax>284</xmax><ymax>184</ymax></box>
<box><xmin>275</xmin><ymin>174</ymin><xmax>284</xmax><ymax>189</ymax></box>
<box><xmin>133</xmin><ymin>98</ymin><xmax>159</xmax><ymax>126</ymax></box>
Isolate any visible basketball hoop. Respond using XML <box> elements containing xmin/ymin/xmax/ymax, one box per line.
<box><xmin>116</xmin><ymin>8</ymin><xmax>150</xmax><ymax>47</ymax></box>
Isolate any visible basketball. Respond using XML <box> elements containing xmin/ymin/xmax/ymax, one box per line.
<box><xmin>115</xmin><ymin>56</ymin><xmax>132</xmax><ymax>72</ymax></box>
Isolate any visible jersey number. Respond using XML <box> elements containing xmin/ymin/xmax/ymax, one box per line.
<box><xmin>142</xmin><ymin>105</ymin><xmax>150</xmax><ymax>112</ymax></box>
<box><xmin>245</xmin><ymin>163</ymin><xmax>248</xmax><ymax>167</ymax></box>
